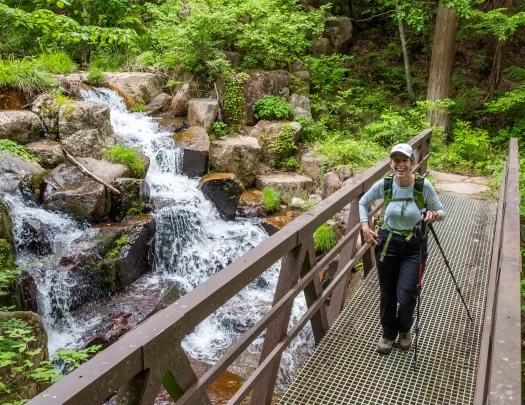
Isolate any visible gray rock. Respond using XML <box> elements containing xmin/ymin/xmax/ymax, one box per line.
<box><xmin>58</xmin><ymin>102</ymin><xmax>116</xmax><ymax>159</ymax></box>
<box><xmin>237</xmin><ymin>189</ymin><xmax>265</xmax><ymax>217</ymax></box>
<box><xmin>336</xmin><ymin>166</ymin><xmax>353</xmax><ymax>182</ymax></box>
<box><xmin>0</xmin><ymin>151</ymin><xmax>45</xmax><ymax>197</ymax></box>
<box><xmin>200</xmin><ymin>173</ymin><xmax>244</xmax><ymax>220</ymax></box>
<box><xmin>25</xmin><ymin>141</ymin><xmax>64</xmax><ymax>169</ymax></box>
<box><xmin>146</xmin><ymin>92</ymin><xmax>172</xmax><ymax>115</ymax></box>
<box><xmin>255</xmin><ymin>174</ymin><xmax>314</xmax><ymax>200</ymax></box>
<box><xmin>155</xmin><ymin>117</ymin><xmax>188</xmax><ymax>133</ymax></box>
<box><xmin>102</xmin><ymin>72</ymin><xmax>164</xmax><ymax>108</ymax></box>
<box><xmin>244</xmin><ymin>70</ymin><xmax>290</xmax><ymax>125</ymax></box>
<box><xmin>188</xmin><ymin>98</ymin><xmax>219</xmax><ymax>132</ymax></box>
<box><xmin>0</xmin><ymin>198</ymin><xmax>14</xmax><ymax>251</ymax></box>
<box><xmin>170</xmin><ymin>83</ymin><xmax>197</xmax><ymax>117</ymax></box>
<box><xmin>209</xmin><ymin>136</ymin><xmax>261</xmax><ymax>188</ymax></box>
<box><xmin>289</xmin><ymin>94</ymin><xmax>311</xmax><ymax>112</ymax></box>
<box><xmin>249</xmin><ymin>120</ymin><xmax>301</xmax><ymax>164</ymax></box>
<box><xmin>76</xmin><ymin>157</ymin><xmax>129</xmax><ymax>183</ymax></box>
<box><xmin>293</xmin><ymin>107</ymin><xmax>312</xmax><ymax>119</ymax></box>
<box><xmin>0</xmin><ymin>110</ymin><xmax>42</xmax><ymax>144</ymax></box>
<box><xmin>312</xmin><ymin>37</ymin><xmax>332</xmax><ymax>57</ymax></box>
<box><xmin>325</xmin><ymin>16</ymin><xmax>353</xmax><ymax>53</ymax></box>
<box><xmin>173</xmin><ymin>126</ymin><xmax>210</xmax><ymax>177</ymax></box>
<box><xmin>223</xmin><ymin>51</ymin><xmax>242</xmax><ymax>68</ymax></box>
<box><xmin>19</xmin><ymin>217</ymin><xmax>52</xmax><ymax>255</ymax></box>
<box><xmin>31</xmin><ymin>93</ymin><xmax>59</xmax><ymax>134</ymax></box>
<box><xmin>322</xmin><ymin>171</ymin><xmax>342</xmax><ymax>200</ymax></box>
<box><xmin>301</xmin><ymin>152</ymin><xmax>322</xmax><ymax>183</ymax></box>
<box><xmin>110</xmin><ymin>178</ymin><xmax>150</xmax><ymax>222</ymax></box>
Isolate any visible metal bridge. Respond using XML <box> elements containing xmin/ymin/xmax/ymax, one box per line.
<box><xmin>27</xmin><ymin>132</ymin><xmax>521</xmax><ymax>405</ymax></box>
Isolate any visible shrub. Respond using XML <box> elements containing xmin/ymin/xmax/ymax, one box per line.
<box><xmin>360</xmin><ymin>110</ymin><xmax>426</xmax><ymax>147</ymax></box>
<box><xmin>0</xmin><ymin>140</ymin><xmax>38</xmax><ymax>162</ymax></box>
<box><xmin>210</xmin><ymin>121</ymin><xmax>228</xmax><ymax>139</ymax></box>
<box><xmin>448</xmin><ymin>120</ymin><xmax>490</xmax><ymax>172</ymax></box>
<box><xmin>87</xmin><ymin>68</ymin><xmax>103</xmax><ymax>85</ymax></box>
<box><xmin>131</xmin><ymin>104</ymin><xmax>147</xmax><ymax>113</ymax></box>
<box><xmin>263</xmin><ymin>187</ymin><xmax>281</xmax><ymax>213</ymax></box>
<box><xmin>103</xmin><ymin>146</ymin><xmax>146</xmax><ymax>178</ymax></box>
<box><xmin>296</xmin><ymin>117</ymin><xmax>328</xmax><ymax>143</ymax></box>
<box><xmin>279</xmin><ymin>156</ymin><xmax>299</xmax><ymax>171</ymax></box>
<box><xmin>0</xmin><ymin>57</ymin><xmax>55</xmax><ymax>94</ymax></box>
<box><xmin>253</xmin><ymin>96</ymin><xmax>293</xmax><ymax>121</ymax></box>
<box><xmin>269</xmin><ymin>124</ymin><xmax>297</xmax><ymax>154</ymax></box>
<box><xmin>36</xmin><ymin>52</ymin><xmax>77</xmax><ymax>74</ymax></box>
<box><xmin>313</xmin><ymin>224</ymin><xmax>336</xmax><ymax>252</ymax></box>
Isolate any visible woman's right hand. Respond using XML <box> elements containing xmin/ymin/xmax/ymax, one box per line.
<box><xmin>362</xmin><ymin>224</ymin><xmax>379</xmax><ymax>247</ymax></box>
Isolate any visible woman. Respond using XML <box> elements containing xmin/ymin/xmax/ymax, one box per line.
<box><xmin>359</xmin><ymin>143</ymin><xmax>445</xmax><ymax>354</ymax></box>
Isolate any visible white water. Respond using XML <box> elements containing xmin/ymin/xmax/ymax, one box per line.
<box><xmin>8</xmin><ymin>87</ymin><xmax>312</xmax><ymax>385</ymax></box>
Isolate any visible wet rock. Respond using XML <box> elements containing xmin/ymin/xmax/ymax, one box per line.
<box><xmin>110</xmin><ymin>178</ymin><xmax>150</xmax><ymax>222</ymax></box>
<box><xmin>0</xmin><ymin>151</ymin><xmax>46</xmax><ymax>197</ymax></box>
<box><xmin>0</xmin><ymin>198</ymin><xmax>14</xmax><ymax>251</ymax></box>
<box><xmin>200</xmin><ymin>173</ymin><xmax>244</xmax><ymax>220</ymax></box>
<box><xmin>322</xmin><ymin>171</ymin><xmax>342</xmax><ymax>200</ymax></box>
<box><xmin>146</xmin><ymin>92</ymin><xmax>172</xmax><ymax>115</ymax></box>
<box><xmin>249</xmin><ymin>120</ymin><xmax>301</xmax><ymax>164</ymax></box>
<box><xmin>25</xmin><ymin>141</ymin><xmax>64</xmax><ymax>169</ymax></box>
<box><xmin>188</xmin><ymin>98</ymin><xmax>219</xmax><ymax>132</ymax></box>
<box><xmin>0</xmin><ymin>110</ymin><xmax>42</xmax><ymax>144</ymax></box>
<box><xmin>83</xmin><ymin>311</ymin><xmax>133</xmax><ymax>349</ymax></box>
<box><xmin>256</xmin><ymin>174</ymin><xmax>314</xmax><ymax>201</ymax></box>
<box><xmin>0</xmin><ymin>312</ymin><xmax>48</xmax><ymax>404</ymax></box>
<box><xmin>172</xmin><ymin>126</ymin><xmax>210</xmax><ymax>177</ymax></box>
<box><xmin>19</xmin><ymin>217</ymin><xmax>52</xmax><ymax>255</ymax></box>
<box><xmin>301</xmin><ymin>152</ymin><xmax>322</xmax><ymax>183</ymax></box>
<box><xmin>154</xmin><ymin>117</ymin><xmax>187</xmax><ymax>133</ymax></box>
<box><xmin>244</xmin><ymin>70</ymin><xmax>290</xmax><ymax>125</ymax></box>
<box><xmin>238</xmin><ymin>189</ymin><xmax>265</xmax><ymax>217</ymax></box>
<box><xmin>209</xmin><ymin>136</ymin><xmax>261</xmax><ymax>188</ymax></box>
<box><xmin>31</xmin><ymin>92</ymin><xmax>59</xmax><ymax>135</ymax></box>
<box><xmin>170</xmin><ymin>83</ymin><xmax>197</xmax><ymax>117</ymax></box>
<box><xmin>262</xmin><ymin>214</ymin><xmax>294</xmax><ymax>236</ymax></box>
<box><xmin>58</xmin><ymin>102</ymin><xmax>115</xmax><ymax>159</ymax></box>
<box><xmin>17</xmin><ymin>271</ymin><xmax>38</xmax><ymax>312</ymax></box>
<box><xmin>102</xmin><ymin>72</ymin><xmax>164</xmax><ymax>109</ymax></box>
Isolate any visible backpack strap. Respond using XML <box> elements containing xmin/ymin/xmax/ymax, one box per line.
<box><xmin>383</xmin><ymin>174</ymin><xmax>394</xmax><ymax>209</ymax></box>
<box><xmin>414</xmin><ymin>175</ymin><xmax>426</xmax><ymax>211</ymax></box>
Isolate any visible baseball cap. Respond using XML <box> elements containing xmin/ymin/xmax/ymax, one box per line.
<box><xmin>390</xmin><ymin>143</ymin><xmax>413</xmax><ymax>158</ymax></box>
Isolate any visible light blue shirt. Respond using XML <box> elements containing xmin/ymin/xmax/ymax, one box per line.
<box><xmin>359</xmin><ymin>178</ymin><xmax>445</xmax><ymax>231</ymax></box>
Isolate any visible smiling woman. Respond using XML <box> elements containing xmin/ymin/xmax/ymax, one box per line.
<box><xmin>358</xmin><ymin>143</ymin><xmax>445</xmax><ymax>355</ymax></box>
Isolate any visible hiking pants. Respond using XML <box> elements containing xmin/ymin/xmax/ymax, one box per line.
<box><xmin>375</xmin><ymin>228</ymin><xmax>428</xmax><ymax>341</ymax></box>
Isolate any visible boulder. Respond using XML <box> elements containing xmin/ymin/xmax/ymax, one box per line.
<box><xmin>102</xmin><ymin>72</ymin><xmax>164</xmax><ymax>109</ymax></box>
<box><xmin>209</xmin><ymin>136</ymin><xmax>261</xmax><ymax>188</ymax></box>
<box><xmin>25</xmin><ymin>141</ymin><xmax>65</xmax><ymax>169</ymax></box>
<box><xmin>0</xmin><ymin>198</ymin><xmax>14</xmax><ymax>251</ymax></box>
<box><xmin>31</xmin><ymin>93</ymin><xmax>59</xmax><ymax>135</ymax></box>
<box><xmin>83</xmin><ymin>311</ymin><xmax>133</xmax><ymax>349</ymax></box>
<box><xmin>248</xmin><ymin>120</ymin><xmax>301</xmax><ymax>164</ymax></box>
<box><xmin>17</xmin><ymin>271</ymin><xmax>38</xmax><ymax>312</ymax></box>
<box><xmin>336</xmin><ymin>166</ymin><xmax>353</xmax><ymax>182</ymax></box>
<box><xmin>301</xmin><ymin>152</ymin><xmax>322</xmax><ymax>183</ymax></box>
<box><xmin>289</xmin><ymin>94</ymin><xmax>311</xmax><ymax>113</ymax></box>
<box><xmin>137</xmin><ymin>152</ymin><xmax>150</xmax><ymax>177</ymax></box>
<box><xmin>170</xmin><ymin>83</ymin><xmax>197</xmax><ymax>117</ymax></box>
<box><xmin>0</xmin><ymin>312</ymin><xmax>48</xmax><ymax>404</ymax></box>
<box><xmin>312</xmin><ymin>37</ymin><xmax>332</xmax><ymax>57</ymax></box>
<box><xmin>200</xmin><ymin>173</ymin><xmax>244</xmax><ymax>220</ymax></box>
<box><xmin>146</xmin><ymin>92</ymin><xmax>172</xmax><ymax>115</ymax></box>
<box><xmin>19</xmin><ymin>217</ymin><xmax>52</xmax><ymax>255</ymax></box>
<box><xmin>155</xmin><ymin>117</ymin><xmax>188</xmax><ymax>133</ymax></box>
<box><xmin>0</xmin><ymin>110</ymin><xmax>42</xmax><ymax>144</ymax></box>
<box><xmin>58</xmin><ymin>102</ymin><xmax>115</xmax><ymax>159</ymax></box>
<box><xmin>110</xmin><ymin>178</ymin><xmax>150</xmax><ymax>222</ymax></box>
<box><xmin>293</xmin><ymin>107</ymin><xmax>312</xmax><ymax>119</ymax></box>
<box><xmin>173</xmin><ymin>126</ymin><xmax>210</xmax><ymax>177</ymax></box>
<box><xmin>237</xmin><ymin>189</ymin><xmax>265</xmax><ymax>217</ymax></box>
<box><xmin>255</xmin><ymin>174</ymin><xmax>314</xmax><ymax>201</ymax></box>
<box><xmin>0</xmin><ymin>151</ymin><xmax>46</xmax><ymax>197</ymax></box>
<box><xmin>188</xmin><ymin>98</ymin><xmax>219</xmax><ymax>132</ymax></box>
<box><xmin>262</xmin><ymin>214</ymin><xmax>294</xmax><ymax>236</ymax></box>
<box><xmin>244</xmin><ymin>70</ymin><xmax>290</xmax><ymax>125</ymax></box>
<box><xmin>77</xmin><ymin>157</ymin><xmax>129</xmax><ymax>183</ymax></box>
<box><xmin>325</xmin><ymin>16</ymin><xmax>353</xmax><ymax>53</ymax></box>
<box><xmin>322</xmin><ymin>171</ymin><xmax>343</xmax><ymax>200</ymax></box>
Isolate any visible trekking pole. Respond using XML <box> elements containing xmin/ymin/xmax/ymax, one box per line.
<box><xmin>412</xmin><ymin>220</ymin><xmax>426</xmax><ymax>368</ymax></box>
<box><xmin>428</xmin><ymin>223</ymin><xmax>473</xmax><ymax>322</ymax></box>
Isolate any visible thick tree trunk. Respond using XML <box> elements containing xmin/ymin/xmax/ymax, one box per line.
<box><xmin>485</xmin><ymin>0</ymin><xmax>513</xmax><ymax>100</ymax></box>
<box><xmin>426</xmin><ymin>1</ymin><xmax>458</xmax><ymax>142</ymax></box>
<box><xmin>396</xmin><ymin>1</ymin><xmax>415</xmax><ymax>101</ymax></box>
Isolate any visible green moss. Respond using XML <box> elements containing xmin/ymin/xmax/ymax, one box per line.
<box><xmin>0</xmin><ymin>239</ymin><xmax>15</xmax><ymax>269</ymax></box>
<box><xmin>223</xmin><ymin>72</ymin><xmax>249</xmax><ymax>133</ymax></box>
<box><xmin>87</xmin><ymin>68</ymin><xmax>103</xmax><ymax>85</ymax></box>
<box><xmin>62</xmin><ymin>104</ymin><xmax>76</xmax><ymax>120</ymax></box>
<box><xmin>105</xmin><ymin>235</ymin><xmax>129</xmax><ymax>260</ymax></box>
<box><xmin>127</xmin><ymin>201</ymin><xmax>145</xmax><ymax>216</ymax></box>
<box><xmin>131</xmin><ymin>104</ymin><xmax>147</xmax><ymax>113</ymax></box>
<box><xmin>263</xmin><ymin>187</ymin><xmax>281</xmax><ymax>213</ymax></box>
<box><xmin>313</xmin><ymin>224</ymin><xmax>336</xmax><ymax>252</ymax></box>
<box><xmin>103</xmin><ymin>146</ymin><xmax>146</xmax><ymax>179</ymax></box>
<box><xmin>269</xmin><ymin>124</ymin><xmax>297</xmax><ymax>154</ymax></box>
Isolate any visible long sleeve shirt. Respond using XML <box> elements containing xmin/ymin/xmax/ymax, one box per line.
<box><xmin>359</xmin><ymin>178</ymin><xmax>445</xmax><ymax>231</ymax></box>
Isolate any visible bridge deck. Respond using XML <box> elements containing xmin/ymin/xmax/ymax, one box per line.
<box><xmin>279</xmin><ymin>194</ymin><xmax>497</xmax><ymax>405</ymax></box>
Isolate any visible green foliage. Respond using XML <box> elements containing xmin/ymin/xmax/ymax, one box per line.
<box><xmin>87</xmin><ymin>68</ymin><xmax>103</xmax><ymax>85</ymax></box>
<box><xmin>262</xmin><ymin>187</ymin><xmax>281</xmax><ymax>213</ymax></box>
<box><xmin>253</xmin><ymin>96</ymin><xmax>293</xmax><ymax>121</ymax></box>
<box><xmin>103</xmin><ymin>145</ymin><xmax>145</xmax><ymax>178</ymax></box>
<box><xmin>53</xmin><ymin>92</ymin><xmax>73</xmax><ymax>108</ymax></box>
<box><xmin>295</xmin><ymin>117</ymin><xmax>328</xmax><ymax>143</ymax></box>
<box><xmin>360</xmin><ymin>109</ymin><xmax>426</xmax><ymax>147</ymax></box>
<box><xmin>131</xmin><ymin>104</ymin><xmax>146</xmax><ymax>113</ymax></box>
<box><xmin>223</xmin><ymin>72</ymin><xmax>249</xmax><ymax>132</ymax></box>
<box><xmin>279</xmin><ymin>156</ymin><xmax>299</xmax><ymax>171</ymax></box>
<box><xmin>106</xmin><ymin>234</ymin><xmax>129</xmax><ymax>259</ymax></box>
<box><xmin>313</xmin><ymin>224</ymin><xmax>336</xmax><ymax>252</ymax></box>
<box><xmin>126</xmin><ymin>201</ymin><xmax>145</xmax><ymax>216</ymax></box>
<box><xmin>0</xmin><ymin>57</ymin><xmax>56</xmax><ymax>95</ymax></box>
<box><xmin>485</xmin><ymin>85</ymin><xmax>525</xmax><ymax>113</ymax></box>
<box><xmin>35</xmin><ymin>52</ymin><xmax>77</xmax><ymax>74</ymax></box>
<box><xmin>0</xmin><ymin>140</ymin><xmax>38</xmax><ymax>162</ymax></box>
<box><xmin>210</xmin><ymin>121</ymin><xmax>228</xmax><ymax>139</ymax></box>
<box><xmin>268</xmin><ymin>124</ymin><xmax>297</xmax><ymax>154</ymax></box>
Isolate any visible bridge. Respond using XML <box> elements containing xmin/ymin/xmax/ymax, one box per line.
<box><xmin>27</xmin><ymin>131</ymin><xmax>521</xmax><ymax>405</ymax></box>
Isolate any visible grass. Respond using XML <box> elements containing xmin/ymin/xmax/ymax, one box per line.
<box><xmin>35</xmin><ymin>52</ymin><xmax>77</xmax><ymax>74</ymax></box>
<box><xmin>131</xmin><ymin>104</ymin><xmax>147</xmax><ymax>113</ymax></box>
<box><xmin>313</xmin><ymin>224</ymin><xmax>336</xmax><ymax>252</ymax></box>
<box><xmin>0</xmin><ymin>57</ymin><xmax>56</xmax><ymax>94</ymax></box>
<box><xmin>103</xmin><ymin>145</ymin><xmax>146</xmax><ymax>178</ymax></box>
<box><xmin>87</xmin><ymin>68</ymin><xmax>103</xmax><ymax>85</ymax></box>
<box><xmin>263</xmin><ymin>187</ymin><xmax>281</xmax><ymax>213</ymax></box>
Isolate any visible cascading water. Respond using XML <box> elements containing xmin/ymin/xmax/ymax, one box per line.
<box><xmin>8</xmin><ymin>86</ymin><xmax>312</xmax><ymax>390</ymax></box>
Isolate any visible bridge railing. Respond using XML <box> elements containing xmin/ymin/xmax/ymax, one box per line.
<box><xmin>27</xmin><ymin>129</ymin><xmax>432</xmax><ymax>405</ymax></box>
<box><xmin>474</xmin><ymin>138</ymin><xmax>521</xmax><ymax>405</ymax></box>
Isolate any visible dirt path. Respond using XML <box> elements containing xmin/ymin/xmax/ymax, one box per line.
<box><xmin>428</xmin><ymin>170</ymin><xmax>492</xmax><ymax>199</ymax></box>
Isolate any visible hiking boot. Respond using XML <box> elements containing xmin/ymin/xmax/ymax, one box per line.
<box><xmin>376</xmin><ymin>337</ymin><xmax>394</xmax><ymax>354</ymax></box>
<box><xmin>399</xmin><ymin>332</ymin><xmax>412</xmax><ymax>350</ymax></box>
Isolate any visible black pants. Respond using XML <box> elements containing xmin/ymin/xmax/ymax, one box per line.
<box><xmin>375</xmin><ymin>228</ymin><xmax>428</xmax><ymax>341</ymax></box>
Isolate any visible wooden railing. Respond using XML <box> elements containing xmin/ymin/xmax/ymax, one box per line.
<box><xmin>474</xmin><ymin>138</ymin><xmax>521</xmax><ymax>405</ymax></box>
<box><xmin>27</xmin><ymin>129</ymin><xmax>432</xmax><ymax>405</ymax></box>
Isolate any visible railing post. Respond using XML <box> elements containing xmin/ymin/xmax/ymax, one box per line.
<box><xmin>327</xmin><ymin>197</ymin><xmax>360</xmax><ymax>326</ymax></box>
<box><xmin>250</xmin><ymin>244</ymin><xmax>310</xmax><ymax>405</ymax></box>
<box><xmin>116</xmin><ymin>369</ymin><xmax>162</xmax><ymax>405</ymax></box>
<box><xmin>418</xmin><ymin>131</ymin><xmax>431</xmax><ymax>174</ymax></box>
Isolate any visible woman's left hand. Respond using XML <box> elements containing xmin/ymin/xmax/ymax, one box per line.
<box><xmin>424</xmin><ymin>210</ymin><xmax>438</xmax><ymax>224</ymax></box>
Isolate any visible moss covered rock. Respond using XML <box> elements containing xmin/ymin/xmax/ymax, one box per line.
<box><xmin>110</xmin><ymin>178</ymin><xmax>150</xmax><ymax>222</ymax></box>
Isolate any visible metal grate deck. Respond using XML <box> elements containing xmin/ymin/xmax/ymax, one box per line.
<box><xmin>279</xmin><ymin>194</ymin><xmax>497</xmax><ymax>405</ymax></box>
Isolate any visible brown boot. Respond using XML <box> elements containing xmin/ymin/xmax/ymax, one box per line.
<box><xmin>399</xmin><ymin>332</ymin><xmax>412</xmax><ymax>350</ymax></box>
<box><xmin>376</xmin><ymin>337</ymin><xmax>394</xmax><ymax>354</ymax></box>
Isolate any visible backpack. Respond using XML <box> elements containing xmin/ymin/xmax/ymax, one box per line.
<box><xmin>383</xmin><ymin>174</ymin><xmax>426</xmax><ymax>219</ymax></box>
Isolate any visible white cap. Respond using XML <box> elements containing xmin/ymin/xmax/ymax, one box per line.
<box><xmin>390</xmin><ymin>143</ymin><xmax>413</xmax><ymax>158</ymax></box>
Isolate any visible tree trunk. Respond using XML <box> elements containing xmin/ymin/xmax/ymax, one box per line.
<box><xmin>485</xmin><ymin>0</ymin><xmax>513</xmax><ymax>100</ymax></box>
<box><xmin>396</xmin><ymin>1</ymin><xmax>415</xmax><ymax>101</ymax></box>
<box><xmin>426</xmin><ymin>1</ymin><xmax>458</xmax><ymax>142</ymax></box>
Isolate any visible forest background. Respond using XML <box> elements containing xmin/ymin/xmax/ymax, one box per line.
<box><xmin>1</xmin><ymin>0</ymin><xmax>525</xmax><ymax>402</ymax></box>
